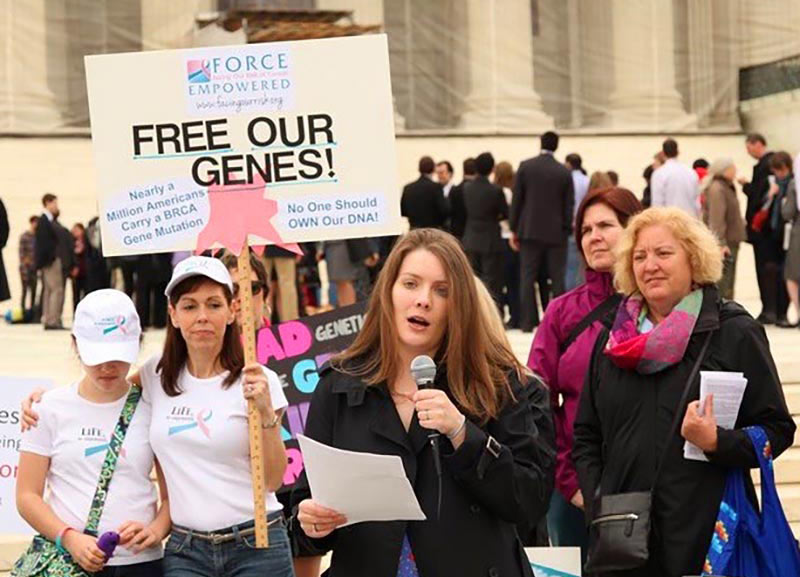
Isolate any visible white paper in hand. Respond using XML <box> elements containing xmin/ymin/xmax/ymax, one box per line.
<box><xmin>297</xmin><ymin>434</ymin><xmax>426</xmax><ymax>527</ymax></box>
<box><xmin>683</xmin><ymin>371</ymin><xmax>748</xmax><ymax>462</ymax></box>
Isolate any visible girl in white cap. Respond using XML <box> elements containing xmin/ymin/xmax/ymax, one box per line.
<box><xmin>137</xmin><ymin>256</ymin><xmax>291</xmax><ymax>577</ymax></box>
<box><xmin>15</xmin><ymin>289</ymin><xmax>168</xmax><ymax>577</ymax></box>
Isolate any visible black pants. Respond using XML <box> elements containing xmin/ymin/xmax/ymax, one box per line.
<box><xmin>72</xmin><ymin>275</ymin><xmax>88</xmax><ymax>312</ymax></box>
<box><xmin>468</xmin><ymin>250</ymin><xmax>505</xmax><ymax>309</ymax></box>
<box><xmin>95</xmin><ymin>559</ymin><xmax>162</xmax><ymax>577</ymax></box>
<box><xmin>753</xmin><ymin>236</ymin><xmax>789</xmax><ymax>320</ymax></box>
<box><xmin>519</xmin><ymin>240</ymin><xmax>566</xmax><ymax>330</ymax></box>
<box><xmin>503</xmin><ymin>245</ymin><xmax>521</xmax><ymax>327</ymax></box>
<box><xmin>20</xmin><ymin>272</ymin><xmax>36</xmax><ymax>311</ymax></box>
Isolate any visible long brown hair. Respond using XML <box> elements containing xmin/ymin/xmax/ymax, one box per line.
<box><xmin>493</xmin><ymin>161</ymin><xmax>514</xmax><ymax>189</ymax></box>
<box><xmin>334</xmin><ymin>229</ymin><xmax>525</xmax><ymax>423</ymax></box>
<box><xmin>157</xmin><ymin>276</ymin><xmax>244</xmax><ymax>396</ymax></box>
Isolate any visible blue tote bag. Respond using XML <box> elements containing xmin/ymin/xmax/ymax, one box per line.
<box><xmin>702</xmin><ymin>426</ymin><xmax>800</xmax><ymax>576</ymax></box>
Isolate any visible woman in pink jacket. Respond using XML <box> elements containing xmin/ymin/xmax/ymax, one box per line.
<box><xmin>528</xmin><ymin>187</ymin><xmax>641</xmax><ymax>559</ymax></box>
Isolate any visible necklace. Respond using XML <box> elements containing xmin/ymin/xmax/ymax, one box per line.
<box><xmin>390</xmin><ymin>389</ymin><xmax>416</xmax><ymax>403</ymax></box>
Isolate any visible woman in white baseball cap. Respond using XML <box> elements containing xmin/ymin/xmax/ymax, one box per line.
<box><xmin>139</xmin><ymin>256</ymin><xmax>291</xmax><ymax>577</ymax></box>
<box><xmin>15</xmin><ymin>289</ymin><xmax>168</xmax><ymax>577</ymax></box>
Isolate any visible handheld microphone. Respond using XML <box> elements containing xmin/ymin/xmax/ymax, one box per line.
<box><xmin>410</xmin><ymin>355</ymin><xmax>437</xmax><ymax>389</ymax></box>
<box><xmin>410</xmin><ymin>355</ymin><xmax>442</xmax><ymax>519</ymax></box>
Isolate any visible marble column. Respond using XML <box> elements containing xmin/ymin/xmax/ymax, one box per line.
<box><xmin>9</xmin><ymin>0</ymin><xmax>65</xmax><ymax>131</ymax></box>
<box><xmin>603</xmin><ymin>0</ymin><xmax>697</xmax><ymax>130</ymax></box>
<box><xmin>707</xmin><ymin>0</ymin><xmax>741</xmax><ymax>128</ymax></box>
<box><xmin>567</xmin><ymin>0</ymin><xmax>583</xmax><ymax>128</ymax></box>
<box><xmin>688</xmin><ymin>0</ymin><xmax>715</xmax><ymax>127</ymax></box>
<box><xmin>317</xmin><ymin>0</ymin><xmax>405</xmax><ymax>131</ymax></box>
<box><xmin>459</xmin><ymin>0</ymin><xmax>553</xmax><ymax>132</ymax></box>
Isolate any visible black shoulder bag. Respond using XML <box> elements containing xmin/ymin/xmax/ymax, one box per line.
<box><xmin>559</xmin><ymin>294</ymin><xmax>622</xmax><ymax>354</ymax></box>
<box><xmin>584</xmin><ymin>331</ymin><xmax>713</xmax><ymax>574</ymax></box>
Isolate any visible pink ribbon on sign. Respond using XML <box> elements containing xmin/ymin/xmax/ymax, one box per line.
<box><xmin>195</xmin><ymin>175</ymin><xmax>302</xmax><ymax>257</ymax></box>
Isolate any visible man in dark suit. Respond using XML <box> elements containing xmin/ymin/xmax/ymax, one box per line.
<box><xmin>462</xmin><ymin>152</ymin><xmax>508</xmax><ymax>307</ymax></box>
<box><xmin>447</xmin><ymin>157</ymin><xmax>476</xmax><ymax>240</ymax></box>
<box><xmin>510</xmin><ymin>131</ymin><xmax>574</xmax><ymax>332</ymax></box>
<box><xmin>35</xmin><ymin>193</ymin><xmax>64</xmax><ymax>329</ymax></box>
<box><xmin>401</xmin><ymin>156</ymin><xmax>449</xmax><ymax>230</ymax></box>
<box><xmin>738</xmin><ymin>132</ymin><xmax>787</xmax><ymax>324</ymax></box>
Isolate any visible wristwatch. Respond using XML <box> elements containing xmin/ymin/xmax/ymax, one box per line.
<box><xmin>261</xmin><ymin>413</ymin><xmax>281</xmax><ymax>429</ymax></box>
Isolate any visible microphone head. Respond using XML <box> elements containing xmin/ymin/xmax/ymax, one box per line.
<box><xmin>410</xmin><ymin>355</ymin><xmax>437</xmax><ymax>387</ymax></box>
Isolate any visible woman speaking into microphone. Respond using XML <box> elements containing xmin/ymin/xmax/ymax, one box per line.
<box><xmin>294</xmin><ymin>228</ymin><xmax>555</xmax><ymax>576</ymax></box>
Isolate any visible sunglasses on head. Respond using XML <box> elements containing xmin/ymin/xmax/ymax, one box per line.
<box><xmin>232</xmin><ymin>281</ymin><xmax>263</xmax><ymax>297</ymax></box>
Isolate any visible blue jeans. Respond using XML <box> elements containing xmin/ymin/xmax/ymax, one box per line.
<box><xmin>564</xmin><ymin>237</ymin><xmax>584</xmax><ymax>291</ymax></box>
<box><xmin>546</xmin><ymin>490</ymin><xmax>588</xmax><ymax>565</ymax></box>
<box><xmin>163</xmin><ymin>514</ymin><xmax>294</xmax><ymax>577</ymax></box>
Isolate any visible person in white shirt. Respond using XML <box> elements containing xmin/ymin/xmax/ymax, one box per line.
<box><xmin>650</xmin><ymin>138</ymin><xmax>701</xmax><ymax>218</ymax></box>
<box><xmin>16</xmin><ymin>289</ymin><xmax>168</xmax><ymax>577</ymax></box>
<box><xmin>565</xmin><ymin>153</ymin><xmax>590</xmax><ymax>290</ymax></box>
<box><xmin>138</xmin><ymin>256</ymin><xmax>291</xmax><ymax>577</ymax></box>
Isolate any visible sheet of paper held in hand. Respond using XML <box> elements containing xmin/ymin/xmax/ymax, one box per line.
<box><xmin>683</xmin><ymin>371</ymin><xmax>748</xmax><ymax>462</ymax></box>
<box><xmin>297</xmin><ymin>435</ymin><xmax>426</xmax><ymax>526</ymax></box>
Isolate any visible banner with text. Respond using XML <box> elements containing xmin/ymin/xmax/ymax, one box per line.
<box><xmin>257</xmin><ymin>302</ymin><xmax>366</xmax><ymax>491</ymax></box>
<box><xmin>85</xmin><ymin>35</ymin><xmax>400</xmax><ymax>256</ymax></box>
<box><xmin>0</xmin><ymin>377</ymin><xmax>53</xmax><ymax>535</ymax></box>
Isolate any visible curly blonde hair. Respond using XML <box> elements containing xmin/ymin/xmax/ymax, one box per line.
<box><xmin>614</xmin><ymin>207</ymin><xmax>723</xmax><ymax>296</ymax></box>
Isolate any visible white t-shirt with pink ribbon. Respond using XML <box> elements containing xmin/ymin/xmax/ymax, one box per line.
<box><xmin>20</xmin><ymin>383</ymin><xmax>162</xmax><ymax>566</ymax></box>
<box><xmin>139</xmin><ymin>354</ymin><xmax>288</xmax><ymax>531</ymax></box>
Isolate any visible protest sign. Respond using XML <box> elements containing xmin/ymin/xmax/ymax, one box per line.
<box><xmin>255</xmin><ymin>302</ymin><xmax>367</xmax><ymax>489</ymax></box>
<box><xmin>0</xmin><ymin>377</ymin><xmax>52</xmax><ymax>536</ymax></box>
<box><xmin>84</xmin><ymin>34</ymin><xmax>401</xmax><ymax>256</ymax></box>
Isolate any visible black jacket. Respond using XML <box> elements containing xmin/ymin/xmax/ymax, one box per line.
<box><xmin>401</xmin><ymin>176</ymin><xmax>449</xmax><ymax>230</ymax></box>
<box><xmin>743</xmin><ymin>151</ymin><xmax>774</xmax><ymax>243</ymax></box>
<box><xmin>448</xmin><ymin>180</ymin><xmax>470</xmax><ymax>239</ymax></box>
<box><xmin>294</xmin><ymin>363</ymin><xmax>556</xmax><ymax>577</ymax></box>
<box><xmin>0</xmin><ymin>198</ymin><xmax>8</xmax><ymax>301</ymax></box>
<box><xmin>462</xmin><ymin>176</ymin><xmax>509</xmax><ymax>254</ymax></box>
<box><xmin>510</xmin><ymin>153</ymin><xmax>574</xmax><ymax>245</ymax></box>
<box><xmin>34</xmin><ymin>213</ymin><xmax>58</xmax><ymax>270</ymax></box>
<box><xmin>54</xmin><ymin>221</ymin><xmax>74</xmax><ymax>276</ymax></box>
<box><xmin>573</xmin><ymin>286</ymin><xmax>796</xmax><ymax>577</ymax></box>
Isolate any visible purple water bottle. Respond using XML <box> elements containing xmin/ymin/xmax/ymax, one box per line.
<box><xmin>97</xmin><ymin>531</ymin><xmax>120</xmax><ymax>558</ymax></box>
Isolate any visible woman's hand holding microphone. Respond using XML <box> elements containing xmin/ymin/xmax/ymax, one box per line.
<box><xmin>413</xmin><ymin>389</ymin><xmax>468</xmax><ymax>448</ymax></box>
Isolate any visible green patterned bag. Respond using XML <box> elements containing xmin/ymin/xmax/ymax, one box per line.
<box><xmin>12</xmin><ymin>386</ymin><xmax>142</xmax><ymax>577</ymax></box>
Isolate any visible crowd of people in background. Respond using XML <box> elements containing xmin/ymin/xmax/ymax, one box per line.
<box><xmin>399</xmin><ymin>130</ymin><xmax>800</xmax><ymax>332</ymax></box>
<box><xmin>1</xmin><ymin>130</ymin><xmax>799</xmax><ymax>337</ymax></box>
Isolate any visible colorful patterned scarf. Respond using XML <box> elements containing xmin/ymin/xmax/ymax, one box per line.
<box><xmin>604</xmin><ymin>289</ymin><xmax>703</xmax><ymax>374</ymax></box>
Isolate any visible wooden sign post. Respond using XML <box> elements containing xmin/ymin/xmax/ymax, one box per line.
<box><xmin>236</xmin><ymin>247</ymin><xmax>269</xmax><ymax>547</ymax></box>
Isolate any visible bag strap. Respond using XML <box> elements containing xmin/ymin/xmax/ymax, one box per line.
<box><xmin>559</xmin><ymin>293</ymin><xmax>622</xmax><ymax>354</ymax></box>
<box><xmin>745</xmin><ymin>426</ymin><xmax>781</xmax><ymax>509</ymax></box>
<box><xmin>83</xmin><ymin>385</ymin><xmax>142</xmax><ymax>536</ymax></box>
<box><xmin>653</xmin><ymin>331</ymin><xmax>713</xmax><ymax>488</ymax></box>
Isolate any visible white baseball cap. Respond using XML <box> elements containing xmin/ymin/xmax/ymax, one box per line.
<box><xmin>72</xmin><ymin>289</ymin><xmax>141</xmax><ymax>366</ymax></box>
<box><xmin>164</xmin><ymin>255</ymin><xmax>233</xmax><ymax>299</ymax></box>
